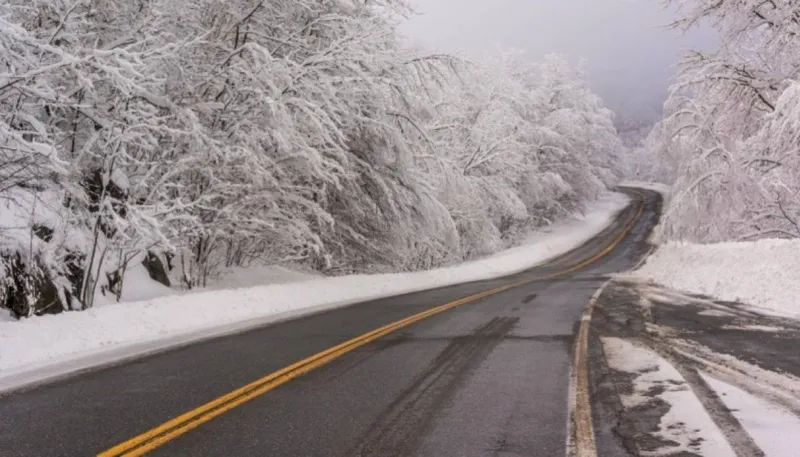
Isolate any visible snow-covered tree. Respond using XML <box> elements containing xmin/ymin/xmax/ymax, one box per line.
<box><xmin>635</xmin><ymin>0</ymin><xmax>800</xmax><ymax>242</ymax></box>
<box><xmin>0</xmin><ymin>0</ymin><xmax>624</xmax><ymax>318</ymax></box>
<box><xmin>417</xmin><ymin>53</ymin><xmax>622</xmax><ymax>257</ymax></box>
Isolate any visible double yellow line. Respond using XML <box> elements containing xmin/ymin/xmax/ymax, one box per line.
<box><xmin>100</xmin><ymin>193</ymin><xmax>646</xmax><ymax>457</ymax></box>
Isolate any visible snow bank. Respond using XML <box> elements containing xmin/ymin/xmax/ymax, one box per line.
<box><xmin>0</xmin><ymin>192</ymin><xmax>629</xmax><ymax>391</ymax></box>
<box><xmin>92</xmin><ymin>264</ymin><xmax>321</xmax><ymax>308</ymax></box>
<box><xmin>633</xmin><ymin>239</ymin><xmax>800</xmax><ymax>318</ymax></box>
<box><xmin>93</xmin><ymin>263</ymin><xmax>175</xmax><ymax>306</ymax></box>
<box><xmin>205</xmin><ymin>265</ymin><xmax>320</xmax><ymax>290</ymax></box>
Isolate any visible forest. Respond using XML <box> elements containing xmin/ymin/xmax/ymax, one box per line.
<box><xmin>633</xmin><ymin>0</ymin><xmax>800</xmax><ymax>244</ymax></box>
<box><xmin>0</xmin><ymin>0</ymin><xmax>622</xmax><ymax>317</ymax></box>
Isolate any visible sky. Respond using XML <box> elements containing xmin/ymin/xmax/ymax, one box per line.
<box><xmin>399</xmin><ymin>0</ymin><xmax>717</xmax><ymax>123</ymax></box>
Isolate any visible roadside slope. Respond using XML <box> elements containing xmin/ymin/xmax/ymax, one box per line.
<box><xmin>632</xmin><ymin>239</ymin><xmax>800</xmax><ymax>318</ymax></box>
<box><xmin>1</xmin><ymin>192</ymin><xmax>629</xmax><ymax>392</ymax></box>
<box><xmin>0</xmin><ymin>189</ymin><xmax>660</xmax><ymax>457</ymax></box>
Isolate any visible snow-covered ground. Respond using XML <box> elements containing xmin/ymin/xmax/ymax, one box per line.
<box><xmin>0</xmin><ymin>192</ymin><xmax>629</xmax><ymax>392</ymax></box>
<box><xmin>633</xmin><ymin>238</ymin><xmax>800</xmax><ymax>318</ymax></box>
<box><xmin>94</xmin><ymin>263</ymin><xmax>175</xmax><ymax>305</ymax></box>
<box><xmin>601</xmin><ymin>337</ymin><xmax>736</xmax><ymax>457</ymax></box>
<box><xmin>701</xmin><ymin>373</ymin><xmax>800</xmax><ymax>457</ymax></box>
<box><xmin>92</xmin><ymin>260</ymin><xmax>322</xmax><ymax>307</ymax></box>
<box><xmin>205</xmin><ymin>265</ymin><xmax>320</xmax><ymax>290</ymax></box>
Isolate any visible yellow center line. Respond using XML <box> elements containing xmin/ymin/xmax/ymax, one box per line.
<box><xmin>99</xmin><ymin>192</ymin><xmax>646</xmax><ymax>457</ymax></box>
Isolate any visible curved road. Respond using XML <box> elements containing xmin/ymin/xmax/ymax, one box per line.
<box><xmin>0</xmin><ymin>187</ymin><xmax>662</xmax><ymax>457</ymax></box>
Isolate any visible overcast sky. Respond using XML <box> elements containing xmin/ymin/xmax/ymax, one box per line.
<box><xmin>399</xmin><ymin>0</ymin><xmax>717</xmax><ymax>122</ymax></box>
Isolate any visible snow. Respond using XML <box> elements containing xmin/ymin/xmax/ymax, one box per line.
<box><xmin>698</xmin><ymin>309</ymin><xmax>736</xmax><ymax>317</ymax></box>
<box><xmin>93</xmin><ymin>263</ymin><xmax>174</xmax><ymax>306</ymax></box>
<box><xmin>205</xmin><ymin>265</ymin><xmax>320</xmax><ymax>291</ymax></box>
<box><xmin>633</xmin><ymin>238</ymin><xmax>800</xmax><ymax>318</ymax></box>
<box><xmin>720</xmin><ymin>324</ymin><xmax>784</xmax><ymax>332</ymax></box>
<box><xmin>91</xmin><ymin>264</ymin><xmax>320</xmax><ymax>307</ymax></box>
<box><xmin>602</xmin><ymin>337</ymin><xmax>737</xmax><ymax>457</ymax></box>
<box><xmin>0</xmin><ymin>192</ymin><xmax>629</xmax><ymax>392</ymax></box>
<box><xmin>701</xmin><ymin>373</ymin><xmax>800</xmax><ymax>457</ymax></box>
<box><xmin>0</xmin><ymin>189</ymin><xmax>62</xmax><ymax>254</ymax></box>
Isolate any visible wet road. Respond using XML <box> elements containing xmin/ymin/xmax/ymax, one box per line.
<box><xmin>0</xmin><ymin>188</ymin><xmax>662</xmax><ymax>457</ymax></box>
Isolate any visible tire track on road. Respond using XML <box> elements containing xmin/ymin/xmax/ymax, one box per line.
<box><xmin>351</xmin><ymin>317</ymin><xmax>518</xmax><ymax>457</ymax></box>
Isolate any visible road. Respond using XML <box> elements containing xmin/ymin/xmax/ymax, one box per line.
<box><xmin>0</xmin><ymin>187</ymin><xmax>662</xmax><ymax>457</ymax></box>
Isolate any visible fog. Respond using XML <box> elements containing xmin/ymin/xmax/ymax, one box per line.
<box><xmin>400</xmin><ymin>0</ymin><xmax>717</xmax><ymax>123</ymax></box>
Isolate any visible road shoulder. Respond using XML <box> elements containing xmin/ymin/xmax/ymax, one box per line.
<box><xmin>588</xmin><ymin>279</ymin><xmax>800</xmax><ymax>456</ymax></box>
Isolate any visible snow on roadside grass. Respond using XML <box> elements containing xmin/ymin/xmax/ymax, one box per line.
<box><xmin>633</xmin><ymin>239</ymin><xmax>800</xmax><ymax>318</ymax></box>
<box><xmin>601</xmin><ymin>337</ymin><xmax>736</xmax><ymax>457</ymax></box>
<box><xmin>204</xmin><ymin>265</ymin><xmax>321</xmax><ymax>291</ymax></box>
<box><xmin>701</xmin><ymin>373</ymin><xmax>800</xmax><ymax>457</ymax></box>
<box><xmin>0</xmin><ymin>192</ymin><xmax>629</xmax><ymax>388</ymax></box>
<box><xmin>92</xmin><ymin>260</ymin><xmax>322</xmax><ymax>308</ymax></box>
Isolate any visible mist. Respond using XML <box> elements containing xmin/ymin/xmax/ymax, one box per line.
<box><xmin>399</xmin><ymin>0</ymin><xmax>717</xmax><ymax>124</ymax></box>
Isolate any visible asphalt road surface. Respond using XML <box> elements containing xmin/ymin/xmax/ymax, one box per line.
<box><xmin>0</xmin><ymin>187</ymin><xmax>662</xmax><ymax>457</ymax></box>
